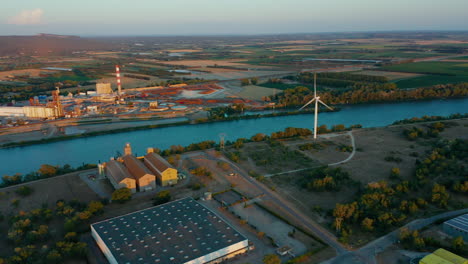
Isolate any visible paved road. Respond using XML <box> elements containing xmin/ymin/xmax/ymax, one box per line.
<box><xmin>328</xmin><ymin>131</ymin><xmax>356</xmax><ymax>166</ymax></box>
<box><xmin>203</xmin><ymin>151</ymin><xmax>349</xmax><ymax>255</ymax></box>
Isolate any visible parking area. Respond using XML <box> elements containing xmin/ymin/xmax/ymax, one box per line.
<box><xmin>230</xmin><ymin>203</ymin><xmax>307</xmax><ymax>257</ymax></box>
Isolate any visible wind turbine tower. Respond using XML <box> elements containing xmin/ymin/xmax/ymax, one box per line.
<box><xmin>299</xmin><ymin>73</ymin><xmax>333</xmax><ymax>139</ymax></box>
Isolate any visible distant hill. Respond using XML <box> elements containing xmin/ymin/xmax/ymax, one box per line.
<box><xmin>0</xmin><ymin>34</ymin><xmax>109</xmax><ymax>56</ymax></box>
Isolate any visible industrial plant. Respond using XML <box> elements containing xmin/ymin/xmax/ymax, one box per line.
<box><xmin>103</xmin><ymin>143</ymin><xmax>178</xmax><ymax>193</ymax></box>
<box><xmin>91</xmin><ymin>197</ymin><xmax>250</xmax><ymax>264</ymax></box>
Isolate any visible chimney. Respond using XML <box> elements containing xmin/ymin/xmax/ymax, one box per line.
<box><xmin>124</xmin><ymin>143</ymin><xmax>132</xmax><ymax>156</ymax></box>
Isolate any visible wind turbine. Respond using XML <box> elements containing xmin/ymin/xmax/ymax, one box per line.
<box><xmin>299</xmin><ymin>73</ymin><xmax>333</xmax><ymax>139</ymax></box>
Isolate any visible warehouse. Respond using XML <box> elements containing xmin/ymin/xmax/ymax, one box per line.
<box><xmin>91</xmin><ymin>197</ymin><xmax>249</xmax><ymax>264</ymax></box>
<box><xmin>443</xmin><ymin>214</ymin><xmax>468</xmax><ymax>242</ymax></box>
<box><xmin>420</xmin><ymin>248</ymin><xmax>467</xmax><ymax>264</ymax></box>
<box><xmin>105</xmin><ymin>160</ymin><xmax>136</xmax><ymax>193</ymax></box>
<box><xmin>144</xmin><ymin>151</ymin><xmax>178</xmax><ymax>186</ymax></box>
<box><xmin>122</xmin><ymin>155</ymin><xmax>156</xmax><ymax>192</ymax></box>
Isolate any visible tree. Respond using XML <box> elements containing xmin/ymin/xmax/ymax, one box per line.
<box><xmin>87</xmin><ymin>201</ymin><xmax>104</xmax><ymax>215</ymax></box>
<box><xmin>361</xmin><ymin>218</ymin><xmax>374</xmax><ymax>231</ymax></box>
<box><xmin>452</xmin><ymin>236</ymin><xmax>465</xmax><ymax>252</ymax></box>
<box><xmin>263</xmin><ymin>254</ymin><xmax>281</xmax><ymax>264</ymax></box>
<box><xmin>38</xmin><ymin>164</ymin><xmax>57</xmax><ymax>177</ymax></box>
<box><xmin>153</xmin><ymin>191</ymin><xmax>171</xmax><ymax>206</ymax></box>
<box><xmin>111</xmin><ymin>188</ymin><xmax>132</xmax><ymax>204</ymax></box>
<box><xmin>390</xmin><ymin>167</ymin><xmax>401</xmax><ymax>179</ymax></box>
<box><xmin>240</xmin><ymin>79</ymin><xmax>250</xmax><ymax>86</ymax></box>
<box><xmin>250</xmin><ymin>77</ymin><xmax>259</xmax><ymax>85</ymax></box>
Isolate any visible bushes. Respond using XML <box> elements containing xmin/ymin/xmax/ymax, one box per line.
<box><xmin>15</xmin><ymin>186</ymin><xmax>33</xmax><ymax>197</ymax></box>
<box><xmin>301</xmin><ymin>167</ymin><xmax>352</xmax><ymax>192</ymax></box>
<box><xmin>111</xmin><ymin>188</ymin><xmax>132</xmax><ymax>204</ymax></box>
<box><xmin>153</xmin><ymin>191</ymin><xmax>171</xmax><ymax>206</ymax></box>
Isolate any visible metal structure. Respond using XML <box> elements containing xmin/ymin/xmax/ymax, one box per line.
<box><xmin>299</xmin><ymin>73</ymin><xmax>333</xmax><ymax>139</ymax></box>
<box><xmin>115</xmin><ymin>65</ymin><xmax>122</xmax><ymax>96</ymax></box>
<box><xmin>219</xmin><ymin>133</ymin><xmax>227</xmax><ymax>150</ymax></box>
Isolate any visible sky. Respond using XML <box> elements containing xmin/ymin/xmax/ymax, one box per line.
<box><xmin>1</xmin><ymin>0</ymin><xmax>467</xmax><ymax>36</ymax></box>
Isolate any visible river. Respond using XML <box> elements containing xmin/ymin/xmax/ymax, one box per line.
<box><xmin>1</xmin><ymin>98</ymin><xmax>467</xmax><ymax>176</ymax></box>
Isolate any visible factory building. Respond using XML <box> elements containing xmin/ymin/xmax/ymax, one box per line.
<box><xmin>91</xmin><ymin>197</ymin><xmax>249</xmax><ymax>264</ymax></box>
<box><xmin>96</xmin><ymin>83</ymin><xmax>113</xmax><ymax>95</ymax></box>
<box><xmin>0</xmin><ymin>106</ymin><xmax>58</xmax><ymax>118</ymax></box>
<box><xmin>23</xmin><ymin>106</ymin><xmax>59</xmax><ymax>119</ymax></box>
<box><xmin>122</xmin><ymin>155</ymin><xmax>156</xmax><ymax>192</ymax></box>
<box><xmin>144</xmin><ymin>151</ymin><xmax>178</xmax><ymax>187</ymax></box>
<box><xmin>443</xmin><ymin>214</ymin><xmax>468</xmax><ymax>242</ymax></box>
<box><xmin>0</xmin><ymin>107</ymin><xmax>25</xmax><ymax>117</ymax></box>
<box><xmin>420</xmin><ymin>248</ymin><xmax>467</xmax><ymax>264</ymax></box>
<box><xmin>105</xmin><ymin>160</ymin><xmax>137</xmax><ymax>193</ymax></box>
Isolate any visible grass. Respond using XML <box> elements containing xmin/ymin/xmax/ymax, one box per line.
<box><xmin>451</xmin><ymin>56</ymin><xmax>468</xmax><ymax>60</ymax></box>
<box><xmin>380</xmin><ymin>61</ymin><xmax>468</xmax><ymax>88</ymax></box>
<box><xmin>44</xmin><ymin>74</ymin><xmax>94</xmax><ymax>82</ymax></box>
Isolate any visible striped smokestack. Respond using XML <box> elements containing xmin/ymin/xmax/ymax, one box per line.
<box><xmin>116</xmin><ymin>65</ymin><xmax>122</xmax><ymax>95</ymax></box>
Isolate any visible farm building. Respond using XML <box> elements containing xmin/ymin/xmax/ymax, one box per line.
<box><xmin>91</xmin><ymin>197</ymin><xmax>249</xmax><ymax>264</ymax></box>
<box><xmin>122</xmin><ymin>155</ymin><xmax>156</xmax><ymax>192</ymax></box>
<box><xmin>144</xmin><ymin>151</ymin><xmax>178</xmax><ymax>186</ymax></box>
<box><xmin>419</xmin><ymin>248</ymin><xmax>467</xmax><ymax>264</ymax></box>
<box><xmin>105</xmin><ymin>160</ymin><xmax>137</xmax><ymax>193</ymax></box>
<box><xmin>443</xmin><ymin>214</ymin><xmax>468</xmax><ymax>242</ymax></box>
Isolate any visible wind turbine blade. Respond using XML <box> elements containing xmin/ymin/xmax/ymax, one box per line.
<box><xmin>314</xmin><ymin>72</ymin><xmax>317</xmax><ymax>98</ymax></box>
<box><xmin>318</xmin><ymin>100</ymin><xmax>333</xmax><ymax>111</ymax></box>
<box><xmin>299</xmin><ymin>98</ymin><xmax>316</xmax><ymax>111</ymax></box>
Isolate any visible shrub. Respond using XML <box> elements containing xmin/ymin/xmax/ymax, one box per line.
<box><xmin>111</xmin><ymin>188</ymin><xmax>132</xmax><ymax>204</ymax></box>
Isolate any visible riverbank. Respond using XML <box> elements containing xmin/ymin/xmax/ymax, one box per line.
<box><xmin>1</xmin><ymin>97</ymin><xmax>467</xmax><ymax>176</ymax></box>
<box><xmin>0</xmin><ymin>108</ymin><xmax>334</xmax><ymax>149</ymax></box>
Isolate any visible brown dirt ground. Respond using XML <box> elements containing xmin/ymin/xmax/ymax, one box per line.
<box><xmin>0</xmin><ymin>69</ymin><xmax>56</xmax><ymax>79</ymax></box>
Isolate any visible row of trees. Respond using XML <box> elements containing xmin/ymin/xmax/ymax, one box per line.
<box><xmin>1</xmin><ymin>164</ymin><xmax>97</xmax><ymax>188</ymax></box>
<box><xmin>271</xmin><ymin>83</ymin><xmax>468</xmax><ymax>107</ymax></box>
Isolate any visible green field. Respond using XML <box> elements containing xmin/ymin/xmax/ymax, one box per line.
<box><xmin>382</xmin><ymin>61</ymin><xmax>468</xmax><ymax>88</ymax></box>
<box><xmin>258</xmin><ymin>82</ymin><xmax>313</xmax><ymax>90</ymax></box>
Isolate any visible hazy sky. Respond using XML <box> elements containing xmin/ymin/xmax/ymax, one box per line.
<box><xmin>1</xmin><ymin>0</ymin><xmax>467</xmax><ymax>36</ymax></box>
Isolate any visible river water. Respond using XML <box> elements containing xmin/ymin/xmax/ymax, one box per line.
<box><xmin>1</xmin><ymin>98</ymin><xmax>467</xmax><ymax>176</ymax></box>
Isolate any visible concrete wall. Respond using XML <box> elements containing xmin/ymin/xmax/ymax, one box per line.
<box><xmin>91</xmin><ymin>225</ymin><xmax>118</xmax><ymax>264</ymax></box>
<box><xmin>0</xmin><ymin>107</ymin><xmax>25</xmax><ymax>117</ymax></box>
<box><xmin>160</xmin><ymin>168</ymin><xmax>178</xmax><ymax>187</ymax></box>
<box><xmin>23</xmin><ymin>106</ymin><xmax>57</xmax><ymax>118</ymax></box>
<box><xmin>137</xmin><ymin>174</ymin><xmax>156</xmax><ymax>192</ymax></box>
<box><xmin>184</xmin><ymin>240</ymin><xmax>249</xmax><ymax>264</ymax></box>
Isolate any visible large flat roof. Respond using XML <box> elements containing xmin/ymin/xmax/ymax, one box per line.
<box><xmin>91</xmin><ymin>197</ymin><xmax>247</xmax><ymax>264</ymax></box>
<box><xmin>444</xmin><ymin>213</ymin><xmax>468</xmax><ymax>232</ymax></box>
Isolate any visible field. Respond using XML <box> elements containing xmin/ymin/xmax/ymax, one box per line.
<box><xmin>356</xmin><ymin>70</ymin><xmax>422</xmax><ymax>81</ymax></box>
<box><xmin>236</xmin><ymin>85</ymin><xmax>281</xmax><ymax>100</ymax></box>
<box><xmin>381</xmin><ymin>61</ymin><xmax>468</xmax><ymax>88</ymax></box>
<box><xmin>230</xmin><ymin>119</ymin><xmax>468</xmax><ymax>247</ymax></box>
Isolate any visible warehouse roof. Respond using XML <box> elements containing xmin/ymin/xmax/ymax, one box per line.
<box><xmin>106</xmin><ymin>160</ymin><xmax>134</xmax><ymax>183</ymax></box>
<box><xmin>445</xmin><ymin>214</ymin><xmax>468</xmax><ymax>232</ymax></box>
<box><xmin>122</xmin><ymin>155</ymin><xmax>154</xmax><ymax>180</ymax></box>
<box><xmin>433</xmin><ymin>249</ymin><xmax>468</xmax><ymax>264</ymax></box>
<box><xmin>91</xmin><ymin>197</ymin><xmax>247</xmax><ymax>264</ymax></box>
<box><xmin>144</xmin><ymin>152</ymin><xmax>173</xmax><ymax>174</ymax></box>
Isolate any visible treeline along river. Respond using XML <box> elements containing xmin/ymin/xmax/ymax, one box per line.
<box><xmin>1</xmin><ymin>98</ymin><xmax>467</xmax><ymax>176</ymax></box>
